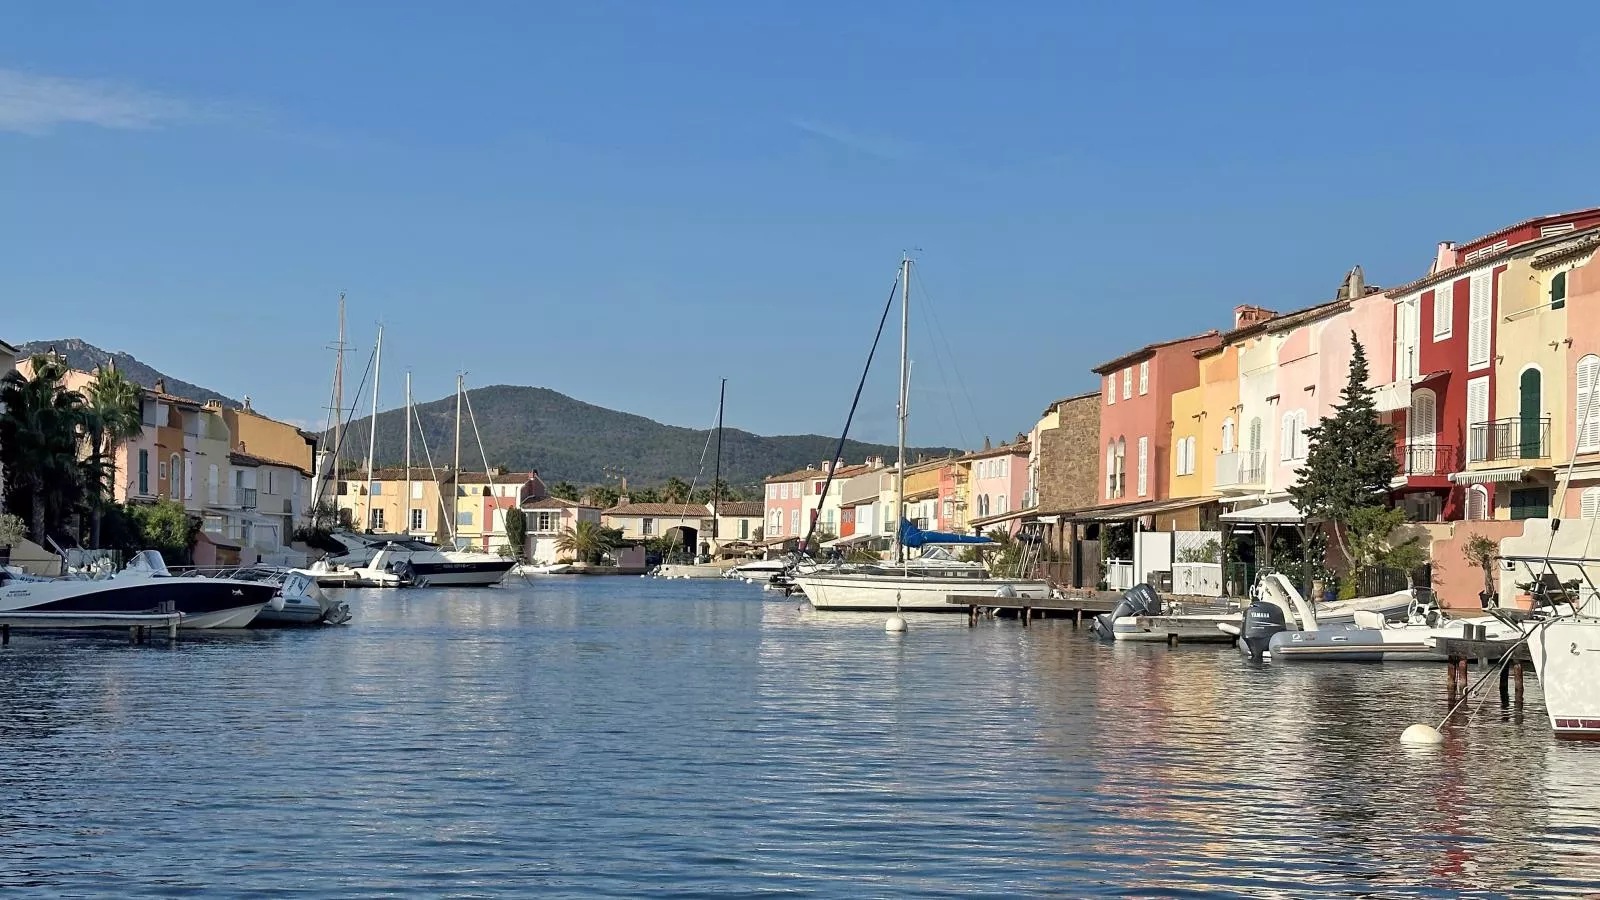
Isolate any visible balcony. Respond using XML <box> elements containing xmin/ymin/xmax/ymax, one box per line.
<box><xmin>1468</xmin><ymin>418</ymin><xmax>1551</xmax><ymax>464</ymax></box>
<box><xmin>1214</xmin><ymin>451</ymin><xmax>1265</xmax><ymax>489</ymax></box>
<box><xmin>1395</xmin><ymin>443</ymin><xmax>1459</xmax><ymax>478</ymax></box>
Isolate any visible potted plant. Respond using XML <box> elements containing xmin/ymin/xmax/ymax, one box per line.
<box><xmin>1462</xmin><ymin>533</ymin><xmax>1499</xmax><ymax>609</ymax></box>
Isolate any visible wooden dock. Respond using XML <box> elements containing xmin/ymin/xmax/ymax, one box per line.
<box><xmin>948</xmin><ymin>593</ymin><xmax>1118</xmax><ymax>627</ymax></box>
<box><xmin>0</xmin><ymin>611</ymin><xmax>185</xmax><ymax>647</ymax></box>
<box><xmin>1435</xmin><ymin>635</ymin><xmax>1532</xmax><ymax>709</ymax></box>
<box><xmin>1123</xmin><ymin>613</ymin><xmax>1238</xmax><ymax>644</ymax></box>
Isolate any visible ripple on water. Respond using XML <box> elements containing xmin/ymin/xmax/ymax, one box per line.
<box><xmin>0</xmin><ymin>579</ymin><xmax>1597</xmax><ymax>897</ymax></box>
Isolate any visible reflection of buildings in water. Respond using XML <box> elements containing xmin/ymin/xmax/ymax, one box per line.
<box><xmin>1535</xmin><ymin>744</ymin><xmax>1600</xmax><ymax>891</ymax></box>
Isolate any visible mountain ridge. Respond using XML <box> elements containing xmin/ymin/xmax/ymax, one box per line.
<box><xmin>16</xmin><ymin>338</ymin><xmax>241</xmax><ymax>408</ymax></box>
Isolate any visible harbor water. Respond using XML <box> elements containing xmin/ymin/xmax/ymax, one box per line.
<box><xmin>2</xmin><ymin>578</ymin><xmax>1598</xmax><ymax>897</ymax></box>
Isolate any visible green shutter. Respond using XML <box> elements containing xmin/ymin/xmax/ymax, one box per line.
<box><xmin>1552</xmin><ymin>271</ymin><xmax>1567</xmax><ymax>310</ymax></box>
<box><xmin>1510</xmin><ymin>487</ymin><xmax>1551</xmax><ymax>521</ymax></box>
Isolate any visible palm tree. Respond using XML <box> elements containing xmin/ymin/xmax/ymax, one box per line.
<box><xmin>0</xmin><ymin>355</ymin><xmax>87</xmax><ymax>543</ymax></box>
<box><xmin>661</xmin><ymin>477</ymin><xmax>691</xmax><ymax>504</ymax></box>
<box><xmin>549</xmin><ymin>481</ymin><xmax>581</xmax><ymax>502</ymax></box>
<box><xmin>555</xmin><ymin>520</ymin><xmax>621</xmax><ymax>564</ymax></box>
<box><xmin>82</xmin><ymin>366</ymin><xmax>144</xmax><ymax>547</ymax></box>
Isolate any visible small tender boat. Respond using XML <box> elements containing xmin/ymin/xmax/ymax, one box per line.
<box><xmin>1224</xmin><ymin>573</ymin><xmax>1423</xmax><ymax>660</ymax></box>
<box><xmin>254</xmin><ymin>569</ymin><xmax>352</xmax><ymax>626</ymax></box>
<box><xmin>654</xmin><ymin>562</ymin><xmax>729</xmax><ymax>579</ymax></box>
<box><xmin>512</xmin><ymin>562</ymin><xmax>572</xmax><ymax>576</ymax></box>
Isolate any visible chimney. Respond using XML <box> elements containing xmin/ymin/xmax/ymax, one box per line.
<box><xmin>1337</xmin><ymin>265</ymin><xmax>1365</xmax><ymax>301</ymax></box>
<box><xmin>983</xmin><ymin>436</ymin><xmax>992</xmax><ymax>451</ymax></box>
<box><xmin>1233</xmin><ymin>305</ymin><xmax>1276</xmax><ymax>329</ymax></box>
<box><xmin>1432</xmin><ymin>241</ymin><xmax>1456</xmax><ymax>275</ymax></box>
<box><xmin>154</xmin><ymin>378</ymin><xmax>166</xmax><ymax>393</ymax></box>
<box><xmin>1016</xmin><ymin>432</ymin><xmax>1026</xmax><ymax>445</ymax></box>
<box><xmin>243</xmin><ymin>395</ymin><xmax>253</xmax><ymax>412</ymax></box>
<box><xmin>822</xmin><ymin>460</ymin><xmax>833</xmax><ymax>475</ymax></box>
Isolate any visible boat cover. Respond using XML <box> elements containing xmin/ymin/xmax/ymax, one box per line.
<box><xmin>898</xmin><ymin>518</ymin><xmax>993</xmax><ymax>548</ymax></box>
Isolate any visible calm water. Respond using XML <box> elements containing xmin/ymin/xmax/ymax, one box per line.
<box><xmin>2</xmin><ymin>578</ymin><xmax>1598</xmax><ymax>898</ymax></box>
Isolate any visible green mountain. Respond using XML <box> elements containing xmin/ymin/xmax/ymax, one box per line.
<box><xmin>334</xmin><ymin>383</ymin><xmax>955</xmax><ymax>488</ymax></box>
<box><xmin>16</xmin><ymin>338</ymin><xmax>241</xmax><ymax>408</ymax></box>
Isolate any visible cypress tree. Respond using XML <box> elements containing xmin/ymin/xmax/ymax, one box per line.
<box><xmin>1289</xmin><ymin>332</ymin><xmax>1398</xmax><ymax>567</ymax></box>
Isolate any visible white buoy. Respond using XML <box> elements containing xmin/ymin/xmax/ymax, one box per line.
<box><xmin>1400</xmin><ymin>723</ymin><xmax>1444</xmax><ymax>745</ymax></box>
<box><xmin>885</xmin><ymin>615</ymin><xmax>908</xmax><ymax>633</ymax></box>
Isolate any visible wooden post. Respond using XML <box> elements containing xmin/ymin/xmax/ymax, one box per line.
<box><xmin>968</xmin><ymin>604</ymin><xmax>977</xmax><ymax>627</ymax></box>
<box><xmin>169</xmin><ymin>618</ymin><xmax>180</xmax><ymax>640</ymax></box>
<box><xmin>1022</xmin><ymin>606</ymin><xmax>1031</xmax><ymax>627</ymax></box>
<box><xmin>1498</xmin><ymin>661</ymin><xmax>1511</xmax><ymax>707</ymax></box>
<box><xmin>1167</xmin><ymin>633</ymin><xmax>1178</xmax><ymax>647</ymax></box>
<box><xmin>1457</xmin><ymin>657</ymin><xmax>1470</xmax><ymax>690</ymax></box>
<box><xmin>1514</xmin><ymin>661</ymin><xmax>1525</xmax><ymax>706</ymax></box>
<box><xmin>1</xmin><ymin>623</ymin><xmax>8</xmax><ymax>647</ymax></box>
<box><xmin>1074</xmin><ymin>607</ymin><xmax>1083</xmax><ymax>629</ymax></box>
<box><xmin>1447</xmin><ymin>656</ymin><xmax>1459</xmax><ymax>689</ymax></box>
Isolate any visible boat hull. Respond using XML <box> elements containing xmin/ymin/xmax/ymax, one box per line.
<box><xmin>0</xmin><ymin>577</ymin><xmax>278</xmax><ymax>629</ymax></box>
<box><xmin>408</xmin><ymin>560</ymin><xmax>515</xmax><ymax>587</ymax></box>
<box><xmin>794</xmin><ymin>573</ymin><xmax>1050</xmax><ymax>612</ymax></box>
<box><xmin>654</xmin><ymin>564</ymin><xmax>727</xmax><ymax>579</ymax></box>
<box><xmin>1527</xmin><ymin>620</ymin><xmax>1600</xmax><ymax>739</ymax></box>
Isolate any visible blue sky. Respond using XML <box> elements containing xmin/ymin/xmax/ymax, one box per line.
<box><xmin>2</xmin><ymin>2</ymin><xmax>1596</xmax><ymax>452</ymax></box>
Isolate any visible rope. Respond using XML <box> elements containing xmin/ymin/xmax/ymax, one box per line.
<box><xmin>410</xmin><ymin>397</ymin><xmax>451</xmax><ymax>540</ymax></box>
<box><xmin>799</xmin><ymin>270</ymin><xmax>902</xmax><ymax>556</ymax></box>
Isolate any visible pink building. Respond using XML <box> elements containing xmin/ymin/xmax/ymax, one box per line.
<box><xmin>967</xmin><ymin>439</ymin><xmax>1030</xmax><ymax>534</ymax></box>
<box><xmin>1094</xmin><ymin>331</ymin><xmax>1223</xmax><ymax>504</ymax></box>
<box><xmin>763</xmin><ymin>466</ymin><xmax>816</xmax><ymax>542</ymax></box>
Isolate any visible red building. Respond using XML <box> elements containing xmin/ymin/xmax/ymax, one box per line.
<box><xmin>1092</xmin><ymin>331</ymin><xmax>1222</xmax><ymax>505</ymax></box>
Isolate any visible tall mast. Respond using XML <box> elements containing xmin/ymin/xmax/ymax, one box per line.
<box><xmin>894</xmin><ymin>257</ymin><xmax>910</xmax><ymax>565</ymax></box>
<box><xmin>452</xmin><ymin>372</ymin><xmax>463</xmax><ymax>545</ymax></box>
<box><xmin>712</xmin><ymin>378</ymin><xmax>725</xmax><ymax>544</ymax></box>
<box><xmin>333</xmin><ymin>292</ymin><xmax>345</xmax><ymax>465</ymax></box>
<box><xmin>364</xmin><ymin>325</ymin><xmax>383</xmax><ymax>531</ymax></box>
<box><xmin>404</xmin><ymin>371</ymin><xmax>413</xmax><ymax>536</ymax></box>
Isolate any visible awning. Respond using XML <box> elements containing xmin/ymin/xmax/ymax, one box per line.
<box><xmin>821</xmin><ymin>532</ymin><xmax>881</xmax><ymax>549</ymax></box>
<box><xmin>1448</xmin><ymin>467</ymin><xmax>1546</xmax><ymax>485</ymax></box>
<box><xmin>1219</xmin><ymin>499</ymin><xmax>1305</xmax><ymax>524</ymax></box>
<box><xmin>1074</xmin><ymin>495</ymin><xmax>1220</xmax><ymax>523</ymax></box>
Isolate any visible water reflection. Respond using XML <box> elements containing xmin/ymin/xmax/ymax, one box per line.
<box><xmin>0</xmin><ymin>579</ymin><xmax>1595</xmax><ymax>897</ymax></box>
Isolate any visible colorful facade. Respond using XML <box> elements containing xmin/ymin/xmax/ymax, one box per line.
<box><xmin>1093</xmin><ymin>332</ymin><xmax>1222</xmax><ymax>505</ymax></box>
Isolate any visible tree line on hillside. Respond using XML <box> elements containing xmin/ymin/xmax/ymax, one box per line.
<box><xmin>0</xmin><ymin>354</ymin><xmax>201</xmax><ymax>563</ymax></box>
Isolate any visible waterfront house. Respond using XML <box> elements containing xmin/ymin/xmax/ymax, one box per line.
<box><xmin>1094</xmin><ymin>331</ymin><xmax>1221</xmax><ymax>506</ymax></box>
<box><xmin>519</xmin><ymin>489</ymin><xmax>602</xmax><ymax>564</ymax></box>
<box><xmin>763</xmin><ymin>467</ymin><xmax>811</xmax><ymax>541</ymax></box>
<box><xmin>963</xmin><ymin>438</ymin><xmax>1029</xmax><ymax>533</ymax></box>
<box><xmin>453</xmin><ymin>471</ymin><xmax>539</xmax><ymax>553</ymax></box>
<box><xmin>713</xmin><ymin>500</ymin><xmax>765</xmax><ymax>550</ymax></box>
<box><xmin>603</xmin><ymin>502</ymin><xmax>713</xmax><ymax>552</ymax></box>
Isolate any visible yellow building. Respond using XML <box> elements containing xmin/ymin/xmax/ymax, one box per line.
<box><xmin>1170</xmin><ymin>343</ymin><xmax>1244</xmax><ymax>498</ymax></box>
<box><xmin>222</xmin><ymin>401</ymin><xmax>316</xmax><ymax>474</ymax></box>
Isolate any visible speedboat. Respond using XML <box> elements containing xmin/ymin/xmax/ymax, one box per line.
<box><xmin>1270</xmin><ymin>603</ymin><xmax>1520</xmax><ymax>662</ymax></box>
<box><xmin>364</xmin><ymin>541</ymin><xmax>515</xmax><ymax>587</ymax></box>
<box><xmin>724</xmin><ymin>559</ymin><xmax>790</xmax><ymax>580</ymax></box>
<box><xmin>653</xmin><ymin>561</ymin><xmax>729</xmax><ymax>579</ymax></box>
<box><xmin>1093</xmin><ymin>574</ymin><xmax>1415</xmax><ymax>643</ymax></box>
<box><xmin>0</xmin><ymin>550</ymin><xmax>277</xmax><ymax>629</ymax></box>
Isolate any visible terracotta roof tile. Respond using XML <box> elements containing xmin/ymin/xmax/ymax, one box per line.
<box><xmin>716</xmin><ymin>501</ymin><xmax>765</xmax><ymax>517</ymax></box>
<box><xmin>602</xmin><ymin>502</ymin><xmax>712</xmax><ymax>517</ymax></box>
<box><xmin>1091</xmin><ymin>330</ymin><xmax>1222</xmax><ymax>375</ymax></box>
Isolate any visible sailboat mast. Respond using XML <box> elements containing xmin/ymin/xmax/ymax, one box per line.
<box><xmin>404</xmin><ymin>371</ymin><xmax>413</xmax><ymax>536</ymax></box>
<box><xmin>334</xmin><ymin>292</ymin><xmax>345</xmax><ymax>464</ymax></box>
<box><xmin>894</xmin><ymin>257</ymin><xmax>910</xmax><ymax>565</ymax></box>
<box><xmin>713</xmin><ymin>378</ymin><xmax>725</xmax><ymax>543</ymax></box>
<box><xmin>452</xmin><ymin>373</ymin><xmax>463</xmax><ymax>544</ymax></box>
<box><xmin>364</xmin><ymin>325</ymin><xmax>383</xmax><ymax>531</ymax></box>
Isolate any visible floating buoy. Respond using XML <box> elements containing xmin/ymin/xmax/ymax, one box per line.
<box><xmin>1400</xmin><ymin>723</ymin><xmax>1444</xmax><ymax>745</ymax></box>
<box><xmin>885</xmin><ymin>615</ymin><xmax>907</xmax><ymax>633</ymax></box>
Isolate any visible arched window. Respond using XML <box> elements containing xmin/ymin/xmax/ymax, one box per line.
<box><xmin>1105</xmin><ymin>442</ymin><xmax>1117</xmax><ymax>499</ymax></box>
<box><xmin>1582</xmin><ymin>487</ymin><xmax>1600</xmax><ymax>519</ymax></box>
<box><xmin>1466</xmin><ymin>485</ymin><xmax>1489</xmax><ymax>521</ymax></box>
<box><xmin>1221</xmin><ymin>418</ymin><xmax>1235</xmax><ymax>454</ymax></box>
<box><xmin>1577</xmin><ymin>355</ymin><xmax>1600</xmax><ymax>453</ymax></box>
<box><xmin>1552</xmin><ymin>271</ymin><xmax>1568</xmax><ymax>310</ymax></box>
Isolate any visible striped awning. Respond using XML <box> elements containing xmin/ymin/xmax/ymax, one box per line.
<box><xmin>1448</xmin><ymin>467</ymin><xmax>1539</xmax><ymax>485</ymax></box>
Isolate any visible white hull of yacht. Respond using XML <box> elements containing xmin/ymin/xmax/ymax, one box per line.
<box><xmin>1527</xmin><ymin>619</ymin><xmax>1600</xmax><ymax>738</ymax></box>
<box><xmin>794</xmin><ymin>573</ymin><xmax>1050</xmax><ymax>612</ymax></box>
<box><xmin>655</xmin><ymin>564</ymin><xmax>727</xmax><ymax>579</ymax></box>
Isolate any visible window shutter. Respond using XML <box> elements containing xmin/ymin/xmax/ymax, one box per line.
<box><xmin>1248</xmin><ymin>418</ymin><xmax>1262</xmax><ymax>454</ymax></box>
<box><xmin>1138</xmin><ymin>361</ymin><xmax>1149</xmax><ymax>395</ymax></box>
<box><xmin>1552</xmin><ymin>271</ymin><xmax>1567</xmax><ymax>310</ymax></box>
<box><xmin>1280</xmin><ymin>413</ymin><xmax>1294</xmax><ymax>461</ymax></box>
<box><xmin>1122</xmin><ymin>369</ymin><xmax>1132</xmax><ymax>400</ymax></box>
<box><xmin>1583</xmin><ymin>488</ymin><xmax>1600</xmax><ymax>519</ymax></box>
<box><xmin>1466</xmin><ymin>485</ymin><xmax>1488</xmax><ymax>521</ymax></box>
<box><xmin>1137</xmin><ymin>437</ymin><xmax>1149</xmax><ymax>497</ymax></box>
<box><xmin>1467</xmin><ymin>378</ymin><xmax>1489</xmax><ymax>461</ymax></box>
<box><xmin>1409</xmin><ymin>390</ymin><xmax>1437</xmax><ymax>447</ymax></box>
<box><xmin>1578</xmin><ymin>356</ymin><xmax>1600</xmax><ymax>452</ymax></box>
<box><xmin>1432</xmin><ymin>282</ymin><xmax>1453</xmax><ymax>339</ymax></box>
<box><xmin>1222</xmin><ymin>418</ymin><xmax>1235</xmax><ymax>454</ymax></box>
<box><xmin>1106</xmin><ymin>444</ymin><xmax>1116</xmax><ymax>498</ymax></box>
<box><xmin>1468</xmin><ymin>271</ymin><xmax>1492</xmax><ymax>368</ymax></box>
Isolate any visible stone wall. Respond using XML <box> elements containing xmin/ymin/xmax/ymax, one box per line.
<box><xmin>1038</xmin><ymin>394</ymin><xmax>1100</xmax><ymax>512</ymax></box>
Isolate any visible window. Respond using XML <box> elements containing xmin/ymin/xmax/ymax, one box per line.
<box><xmin>1137</xmin><ymin>436</ymin><xmax>1149</xmax><ymax>497</ymax></box>
<box><xmin>1280</xmin><ymin>413</ymin><xmax>1296</xmax><ymax>461</ymax></box>
<box><xmin>1466</xmin><ymin>485</ymin><xmax>1489</xmax><ymax>521</ymax></box>
<box><xmin>739</xmin><ymin>519</ymin><xmax>749</xmax><ymax>539</ymax></box>
<box><xmin>1122</xmin><ymin>369</ymin><xmax>1132</xmax><ymax>400</ymax></box>
<box><xmin>138</xmin><ymin>450</ymin><xmax>150</xmax><ymax>496</ymax></box>
<box><xmin>642</xmin><ymin>517</ymin><xmax>654</xmax><ymax>535</ymax></box>
<box><xmin>1519</xmin><ymin>368</ymin><xmax>1543</xmax><ymax>459</ymax></box>
<box><xmin>1116</xmin><ymin>438</ymin><xmax>1126</xmax><ymax>498</ymax></box>
<box><xmin>1176</xmin><ymin>436</ymin><xmax>1196</xmax><ymax>476</ymax></box>
<box><xmin>1432</xmin><ymin>281</ymin><xmax>1453</xmax><ymax>340</ymax></box>
<box><xmin>767</xmin><ymin>484</ymin><xmax>777</xmax><ymax>500</ymax></box>
<box><xmin>814</xmin><ymin>481</ymin><xmax>824</xmax><ymax>495</ymax></box>
<box><xmin>1107</xmin><ymin>376</ymin><xmax>1115</xmax><ymax>406</ymax></box>
<box><xmin>183</xmin><ymin>458</ymin><xmax>194</xmax><ymax>500</ymax></box>
<box><xmin>169</xmin><ymin>454</ymin><xmax>181</xmax><ymax>500</ymax></box>
<box><xmin>1468</xmin><ymin>270</ymin><xmax>1492</xmax><ymax>370</ymax></box>
<box><xmin>1221</xmin><ymin>418</ymin><xmax>1235</xmax><ymax>454</ymax></box>
<box><xmin>1106</xmin><ymin>443</ymin><xmax>1117</xmax><ymax>499</ymax></box>
<box><xmin>1510</xmin><ymin>487</ymin><xmax>1550</xmax><ymax>521</ymax></box>
<box><xmin>997</xmin><ymin>494</ymin><xmax>1008</xmax><ymax>514</ymax></box>
<box><xmin>768</xmin><ymin>510</ymin><xmax>783</xmax><ymax>534</ymax></box>
<box><xmin>1579</xmin><ymin>356</ymin><xmax>1600</xmax><ymax>453</ymax></box>
<box><xmin>458</xmin><ymin>510</ymin><xmax>475</xmax><ymax>526</ymax></box>
<box><xmin>370</xmin><ymin>508</ymin><xmax>385</xmax><ymax>530</ymax></box>
<box><xmin>790</xmin><ymin>510</ymin><xmax>800</xmax><ymax>534</ymax></box>
<box><xmin>337</xmin><ymin>480</ymin><xmax>348</xmax><ymax>496</ymax></box>
<box><xmin>412</xmin><ymin>482</ymin><xmax>424</xmax><ymax>499</ymax></box>
<box><xmin>410</xmin><ymin>508</ymin><xmax>425</xmax><ymax>531</ymax></box>
<box><xmin>1552</xmin><ymin>271</ymin><xmax>1567</xmax><ymax>310</ymax></box>
<box><xmin>1582</xmin><ymin>488</ymin><xmax>1600</xmax><ymax>519</ymax></box>
<box><xmin>1138</xmin><ymin>361</ymin><xmax>1149</xmax><ymax>395</ymax></box>
<box><xmin>1467</xmin><ymin>377</ymin><xmax>1490</xmax><ymax>462</ymax></box>
<box><xmin>208</xmin><ymin>464</ymin><xmax>219</xmax><ymax>505</ymax></box>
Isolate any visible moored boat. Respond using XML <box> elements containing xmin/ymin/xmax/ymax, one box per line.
<box><xmin>0</xmin><ymin>551</ymin><xmax>276</xmax><ymax>629</ymax></box>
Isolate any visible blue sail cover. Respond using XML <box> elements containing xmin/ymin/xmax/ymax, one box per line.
<box><xmin>898</xmin><ymin>518</ymin><xmax>993</xmax><ymax>548</ymax></box>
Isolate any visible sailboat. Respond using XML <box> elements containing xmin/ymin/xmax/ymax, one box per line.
<box><xmin>655</xmin><ymin>379</ymin><xmax>732</xmax><ymax>579</ymax></box>
<box><xmin>793</xmin><ymin>258</ymin><xmax>1051</xmax><ymax>612</ymax></box>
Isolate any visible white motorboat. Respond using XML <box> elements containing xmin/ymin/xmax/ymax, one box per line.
<box><xmin>1271</xmin><ymin>605</ymin><xmax>1520</xmax><ymax>662</ymax></box>
<box><xmin>254</xmin><ymin>569</ymin><xmax>352</xmax><ymax>625</ymax></box>
<box><xmin>654</xmin><ymin>562</ymin><xmax>730</xmax><ymax>579</ymax></box>
<box><xmin>724</xmin><ymin>559</ymin><xmax>790</xmax><ymax>580</ymax></box>
<box><xmin>1094</xmin><ymin>575</ymin><xmax>1418</xmax><ymax>643</ymax></box>
<box><xmin>365</xmin><ymin>540</ymin><xmax>515</xmax><ymax>587</ymax></box>
<box><xmin>1526</xmin><ymin>618</ymin><xmax>1600</xmax><ymax>738</ymax></box>
<box><xmin>0</xmin><ymin>551</ymin><xmax>277</xmax><ymax>629</ymax></box>
<box><xmin>792</xmin><ymin>258</ymin><xmax>1047</xmax><ymax>612</ymax></box>
<box><xmin>512</xmin><ymin>562</ymin><xmax>572</xmax><ymax>576</ymax></box>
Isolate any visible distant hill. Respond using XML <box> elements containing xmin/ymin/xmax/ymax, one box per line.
<box><xmin>334</xmin><ymin>383</ymin><xmax>957</xmax><ymax>488</ymax></box>
<box><xmin>16</xmin><ymin>338</ymin><xmax>241</xmax><ymax>408</ymax></box>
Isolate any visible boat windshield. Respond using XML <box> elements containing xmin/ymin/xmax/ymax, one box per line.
<box><xmin>125</xmin><ymin>549</ymin><xmax>172</xmax><ymax>577</ymax></box>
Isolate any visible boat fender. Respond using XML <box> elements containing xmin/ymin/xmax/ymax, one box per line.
<box><xmin>885</xmin><ymin>615</ymin><xmax>907</xmax><ymax>633</ymax></box>
<box><xmin>1400</xmin><ymin>723</ymin><xmax>1444</xmax><ymax>745</ymax></box>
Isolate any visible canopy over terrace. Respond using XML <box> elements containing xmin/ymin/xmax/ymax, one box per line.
<box><xmin>1221</xmin><ymin>499</ymin><xmax>1315</xmax><ymax>596</ymax></box>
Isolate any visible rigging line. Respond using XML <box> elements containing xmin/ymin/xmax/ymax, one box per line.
<box><xmin>325</xmin><ymin>339</ymin><xmax>377</xmax><ymax>484</ymax></box>
<box><xmin>800</xmin><ymin>269</ymin><xmax>902</xmax><ymax>553</ymax></box>
<box><xmin>676</xmin><ymin>395</ymin><xmax>722</xmax><ymax>525</ymax></box>
<box><xmin>912</xmin><ymin>283</ymin><xmax>967</xmax><ymax>450</ymax></box>
<box><xmin>412</xmin><ymin>396</ymin><xmax>452</xmax><ymax>540</ymax></box>
<box><xmin>461</xmin><ymin>380</ymin><xmax>501</xmax><ymax>505</ymax></box>
<box><xmin>912</xmin><ymin>264</ymin><xmax>988</xmax><ymax>444</ymax></box>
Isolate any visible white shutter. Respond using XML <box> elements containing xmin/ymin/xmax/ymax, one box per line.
<box><xmin>1221</xmin><ymin>418</ymin><xmax>1235</xmax><ymax>453</ymax></box>
<box><xmin>1467</xmin><ymin>377</ymin><xmax>1490</xmax><ymax>462</ymax></box>
<box><xmin>1409</xmin><ymin>390</ymin><xmax>1437</xmax><ymax>447</ymax></box>
<box><xmin>1583</xmin><ymin>488</ymin><xmax>1600</xmax><ymax>519</ymax></box>
<box><xmin>1468</xmin><ymin>271</ymin><xmax>1492</xmax><ymax>369</ymax></box>
<box><xmin>1578</xmin><ymin>356</ymin><xmax>1600</xmax><ymax>452</ymax></box>
<box><xmin>1122</xmin><ymin>369</ymin><xmax>1132</xmax><ymax>399</ymax></box>
<box><xmin>1466</xmin><ymin>485</ymin><xmax>1488</xmax><ymax>521</ymax></box>
<box><xmin>1432</xmin><ymin>281</ymin><xmax>1453</xmax><ymax>339</ymax></box>
<box><xmin>1137</xmin><ymin>437</ymin><xmax>1149</xmax><ymax>497</ymax></box>
<box><xmin>1280</xmin><ymin>413</ymin><xmax>1294</xmax><ymax>461</ymax></box>
<box><xmin>1138</xmin><ymin>361</ymin><xmax>1149</xmax><ymax>395</ymax></box>
<box><xmin>1106</xmin><ymin>444</ymin><xmax>1116</xmax><ymax>498</ymax></box>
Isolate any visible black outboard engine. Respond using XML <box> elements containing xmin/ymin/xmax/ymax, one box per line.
<box><xmin>1241</xmin><ymin>598</ymin><xmax>1288</xmax><ymax>662</ymax></box>
<box><xmin>1092</xmin><ymin>583</ymin><xmax>1162</xmax><ymax>639</ymax></box>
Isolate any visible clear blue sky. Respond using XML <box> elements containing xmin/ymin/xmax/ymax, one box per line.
<box><xmin>2</xmin><ymin>2</ymin><xmax>1595</xmax><ymax>451</ymax></box>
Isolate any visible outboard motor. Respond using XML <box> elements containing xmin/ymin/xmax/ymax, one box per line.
<box><xmin>1241</xmin><ymin>598</ymin><xmax>1288</xmax><ymax>662</ymax></box>
<box><xmin>1092</xmin><ymin>583</ymin><xmax>1162</xmax><ymax>639</ymax></box>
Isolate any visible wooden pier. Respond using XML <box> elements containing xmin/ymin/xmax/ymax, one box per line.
<box><xmin>0</xmin><ymin>611</ymin><xmax>185</xmax><ymax>647</ymax></box>
<box><xmin>948</xmin><ymin>593</ymin><xmax>1118</xmax><ymax>627</ymax></box>
<box><xmin>1435</xmin><ymin>636</ymin><xmax>1532</xmax><ymax>709</ymax></box>
<box><xmin>1123</xmin><ymin>613</ymin><xmax>1238</xmax><ymax>644</ymax></box>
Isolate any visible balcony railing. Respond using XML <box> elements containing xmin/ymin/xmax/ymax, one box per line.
<box><xmin>1468</xmin><ymin>417</ymin><xmax>1551</xmax><ymax>463</ymax></box>
<box><xmin>233</xmin><ymin>488</ymin><xmax>258</xmax><ymax>509</ymax></box>
<box><xmin>1395</xmin><ymin>443</ymin><xmax>1459</xmax><ymax>477</ymax></box>
<box><xmin>1215</xmin><ymin>451</ymin><xmax>1265</xmax><ymax>488</ymax></box>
